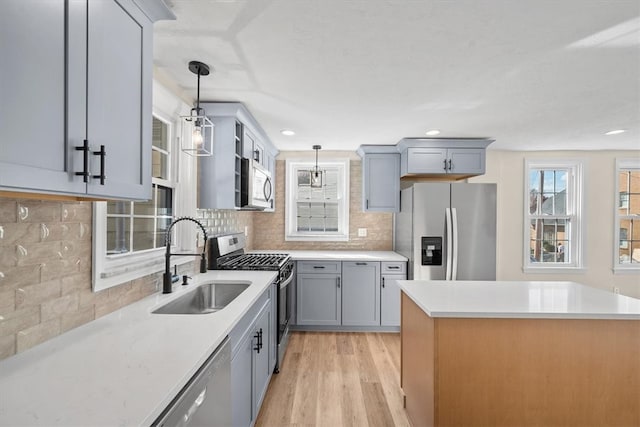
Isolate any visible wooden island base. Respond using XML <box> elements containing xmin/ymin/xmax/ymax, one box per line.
<box><xmin>401</xmin><ymin>292</ymin><xmax>640</xmax><ymax>427</ymax></box>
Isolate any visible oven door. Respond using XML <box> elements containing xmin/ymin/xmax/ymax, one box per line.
<box><xmin>278</xmin><ymin>268</ymin><xmax>294</xmax><ymax>344</ymax></box>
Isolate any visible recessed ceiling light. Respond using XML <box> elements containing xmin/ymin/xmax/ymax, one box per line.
<box><xmin>605</xmin><ymin>129</ymin><xmax>626</xmax><ymax>135</ymax></box>
<box><xmin>425</xmin><ymin>129</ymin><xmax>441</xmax><ymax>136</ymax></box>
<box><xmin>281</xmin><ymin>129</ymin><xmax>295</xmax><ymax>136</ymax></box>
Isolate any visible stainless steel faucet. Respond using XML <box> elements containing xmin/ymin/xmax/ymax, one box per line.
<box><xmin>163</xmin><ymin>217</ymin><xmax>208</xmax><ymax>294</ymax></box>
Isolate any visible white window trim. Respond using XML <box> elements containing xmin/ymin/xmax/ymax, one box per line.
<box><xmin>92</xmin><ymin>83</ymin><xmax>198</xmax><ymax>292</ymax></box>
<box><xmin>285</xmin><ymin>158</ymin><xmax>350</xmax><ymax>242</ymax></box>
<box><xmin>523</xmin><ymin>158</ymin><xmax>586</xmax><ymax>274</ymax></box>
<box><xmin>613</xmin><ymin>157</ymin><xmax>640</xmax><ymax>274</ymax></box>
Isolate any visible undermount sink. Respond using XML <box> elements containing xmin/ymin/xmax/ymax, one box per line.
<box><xmin>153</xmin><ymin>281</ymin><xmax>250</xmax><ymax>315</ymax></box>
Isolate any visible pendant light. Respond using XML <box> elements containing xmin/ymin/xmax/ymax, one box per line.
<box><xmin>181</xmin><ymin>61</ymin><xmax>214</xmax><ymax>156</ymax></box>
<box><xmin>310</xmin><ymin>145</ymin><xmax>323</xmax><ymax>188</ymax></box>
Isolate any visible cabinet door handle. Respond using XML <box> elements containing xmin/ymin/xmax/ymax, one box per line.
<box><xmin>254</xmin><ymin>331</ymin><xmax>261</xmax><ymax>353</ymax></box>
<box><xmin>443</xmin><ymin>158</ymin><xmax>448</xmax><ymax>171</ymax></box>
<box><xmin>448</xmin><ymin>159</ymin><xmax>452</xmax><ymax>170</ymax></box>
<box><xmin>313</xmin><ymin>266</ymin><xmax>325</xmax><ymax>269</ymax></box>
<box><xmin>259</xmin><ymin>328</ymin><xmax>263</xmax><ymax>350</ymax></box>
<box><xmin>356</xmin><ymin>262</ymin><xmax>367</xmax><ymax>266</ymax></box>
<box><xmin>382</xmin><ymin>277</ymin><xmax>385</xmax><ymax>288</ymax></box>
<box><xmin>92</xmin><ymin>145</ymin><xmax>106</xmax><ymax>185</ymax></box>
<box><xmin>75</xmin><ymin>140</ymin><xmax>90</xmax><ymax>183</ymax></box>
<box><xmin>337</xmin><ymin>277</ymin><xmax>341</xmax><ymax>288</ymax></box>
<box><xmin>366</xmin><ymin>199</ymin><xmax>369</xmax><ymax>209</ymax></box>
<box><xmin>388</xmin><ymin>266</ymin><xmax>400</xmax><ymax>270</ymax></box>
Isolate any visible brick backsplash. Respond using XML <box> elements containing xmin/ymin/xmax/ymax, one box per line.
<box><xmin>253</xmin><ymin>159</ymin><xmax>393</xmax><ymax>250</ymax></box>
<box><xmin>0</xmin><ymin>197</ymin><xmax>182</xmax><ymax>360</ymax></box>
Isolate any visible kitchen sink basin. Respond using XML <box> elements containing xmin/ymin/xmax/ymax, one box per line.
<box><xmin>153</xmin><ymin>281</ymin><xmax>250</xmax><ymax>315</ymax></box>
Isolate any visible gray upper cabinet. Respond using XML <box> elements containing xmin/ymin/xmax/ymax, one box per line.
<box><xmin>0</xmin><ymin>0</ymin><xmax>172</xmax><ymax>200</ymax></box>
<box><xmin>398</xmin><ymin>138</ymin><xmax>493</xmax><ymax>179</ymax></box>
<box><xmin>198</xmin><ymin>102</ymin><xmax>278</xmax><ymax>210</ymax></box>
<box><xmin>341</xmin><ymin>262</ymin><xmax>381</xmax><ymax>326</ymax></box>
<box><xmin>362</xmin><ymin>153</ymin><xmax>400</xmax><ymax>212</ymax></box>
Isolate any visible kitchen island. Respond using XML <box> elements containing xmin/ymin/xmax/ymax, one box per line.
<box><xmin>400</xmin><ymin>280</ymin><xmax>640</xmax><ymax>427</ymax></box>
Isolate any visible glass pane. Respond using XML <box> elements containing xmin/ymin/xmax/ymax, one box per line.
<box><xmin>554</xmin><ymin>170</ymin><xmax>567</xmax><ymax>192</ymax></box>
<box><xmin>325</xmin><ymin>203</ymin><xmax>338</xmax><ymax>218</ymax></box>
<box><xmin>132</xmin><ymin>218</ymin><xmax>154</xmax><ymax>251</ymax></box>
<box><xmin>297</xmin><ymin>170</ymin><xmax>310</xmax><ymax>186</ymax></box>
<box><xmin>554</xmin><ymin>192</ymin><xmax>566</xmax><ymax>215</ymax></box>
<box><xmin>297</xmin><ymin>202</ymin><xmax>310</xmax><ymax>217</ymax></box>
<box><xmin>107</xmin><ymin>201</ymin><xmax>130</xmax><ymax>215</ymax></box>
<box><xmin>529</xmin><ymin>170</ymin><xmax>540</xmax><ymax>193</ymax></box>
<box><xmin>629</xmin><ymin>171</ymin><xmax>640</xmax><ymax>193</ymax></box>
<box><xmin>152</xmin><ymin>117</ymin><xmax>169</xmax><ymax>151</ymax></box>
<box><xmin>529</xmin><ymin>219</ymin><xmax>568</xmax><ymax>263</ymax></box>
<box><xmin>528</xmin><ymin>191</ymin><xmax>540</xmax><ymax>215</ymax></box>
<box><xmin>631</xmin><ymin>241</ymin><xmax>640</xmax><ymax>263</ymax></box>
<box><xmin>297</xmin><ymin>216</ymin><xmax>310</xmax><ymax>232</ymax></box>
<box><xmin>157</xmin><ymin>186</ymin><xmax>173</xmax><ymax>216</ymax></box>
<box><xmin>541</xmin><ymin>193</ymin><xmax>555</xmax><ymax>214</ymax></box>
<box><xmin>542</xmin><ymin>171</ymin><xmax>554</xmax><ymax>192</ymax></box>
<box><xmin>134</xmin><ymin>195</ymin><xmax>155</xmax><ymax>216</ymax></box>
<box><xmin>156</xmin><ymin>217</ymin><xmax>172</xmax><ymax>247</ymax></box>
<box><xmin>310</xmin><ymin>187</ymin><xmax>325</xmax><ymax>200</ymax></box>
<box><xmin>325</xmin><ymin>217</ymin><xmax>338</xmax><ymax>231</ymax></box>
<box><xmin>152</xmin><ymin>149</ymin><xmax>168</xmax><ymax>179</ymax></box>
<box><xmin>309</xmin><ymin>217</ymin><xmax>324</xmax><ymax>231</ymax></box>
<box><xmin>309</xmin><ymin>203</ymin><xmax>325</xmax><ymax>217</ymax></box>
<box><xmin>628</xmin><ymin>194</ymin><xmax>640</xmax><ymax>215</ymax></box>
<box><xmin>618</xmin><ymin>172</ymin><xmax>629</xmax><ymax>193</ymax></box>
<box><xmin>297</xmin><ymin>186</ymin><xmax>311</xmax><ymax>200</ymax></box>
<box><xmin>107</xmin><ymin>217</ymin><xmax>130</xmax><ymax>254</ymax></box>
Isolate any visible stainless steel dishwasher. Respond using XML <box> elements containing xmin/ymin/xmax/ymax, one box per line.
<box><xmin>153</xmin><ymin>337</ymin><xmax>231</xmax><ymax>427</ymax></box>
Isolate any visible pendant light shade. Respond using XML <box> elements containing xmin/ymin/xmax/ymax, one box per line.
<box><xmin>310</xmin><ymin>145</ymin><xmax>323</xmax><ymax>188</ymax></box>
<box><xmin>181</xmin><ymin>61</ymin><xmax>214</xmax><ymax>156</ymax></box>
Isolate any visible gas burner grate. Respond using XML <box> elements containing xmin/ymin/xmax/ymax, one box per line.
<box><xmin>220</xmin><ymin>253</ymin><xmax>290</xmax><ymax>270</ymax></box>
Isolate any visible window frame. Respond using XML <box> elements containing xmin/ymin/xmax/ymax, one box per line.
<box><xmin>285</xmin><ymin>158</ymin><xmax>350</xmax><ymax>242</ymax></box>
<box><xmin>523</xmin><ymin>158</ymin><xmax>585</xmax><ymax>273</ymax></box>
<box><xmin>92</xmin><ymin>103</ymin><xmax>196</xmax><ymax>291</ymax></box>
<box><xmin>613</xmin><ymin>158</ymin><xmax>640</xmax><ymax>274</ymax></box>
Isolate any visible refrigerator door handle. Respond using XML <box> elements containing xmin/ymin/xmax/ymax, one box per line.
<box><xmin>445</xmin><ymin>208</ymin><xmax>453</xmax><ymax>280</ymax></box>
<box><xmin>451</xmin><ymin>207</ymin><xmax>459</xmax><ymax>281</ymax></box>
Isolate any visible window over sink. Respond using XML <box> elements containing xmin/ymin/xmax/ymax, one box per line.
<box><xmin>285</xmin><ymin>158</ymin><xmax>350</xmax><ymax>241</ymax></box>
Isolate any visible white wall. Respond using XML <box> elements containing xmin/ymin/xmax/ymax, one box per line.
<box><xmin>470</xmin><ymin>150</ymin><xmax>640</xmax><ymax>298</ymax></box>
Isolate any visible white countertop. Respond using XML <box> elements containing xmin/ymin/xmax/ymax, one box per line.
<box><xmin>0</xmin><ymin>270</ymin><xmax>277</xmax><ymax>427</ymax></box>
<box><xmin>252</xmin><ymin>250</ymin><xmax>407</xmax><ymax>262</ymax></box>
<box><xmin>399</xmin><ymin>280</ymin><xmax>640</xmax><ymax>319</ymax></box>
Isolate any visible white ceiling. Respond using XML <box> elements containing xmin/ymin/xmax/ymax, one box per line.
<box><xmin>153</xmin><ymin>0</ymin><xmax>640</xmax><ymax>152</ymax></box>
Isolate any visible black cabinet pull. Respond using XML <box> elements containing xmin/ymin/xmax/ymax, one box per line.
<box><xmin>356</xmin><ymin>262</ymin><xmax>367</xmax><ymax>266</ymax></box>
<box><xmin>259</xmin><ymin>328</ymin><xmax>263</xmax><ymax>350</ymax></box>
<box><xmin>336</xmin><ymin>277</ymin><xmax>341</xmax><ymax>288</ymax></box>
<box><xmin>366</xmin><ymin>199</ymin><xmax>369</xmax><ymax>209</ymax></box>
<box><xmin>382</xmin><ymin>277</ymin><xmax>385</xmax><ymax>288</ymax></box>
<box><xmin>75</xmin><ymin>140</ymin><xmax>90</xmax><ymax>183</ymax></box>
<box><xmin>443</xmin><ymin>158</ymin><xmax>448</xmax><ymax>171</ymax></box>
<box><xmin>388</xmin><ymin>266</ymin><xmax>400</xmax><ymax>270</ymax></box>
<box><xmin>92</xmin><ymin>145</ymin><xmax>106</xmax><ymax>185</ymax></box>
<box><xmin>254</xmin><ymin>331</ymin><xmax>261</xmax><ymax>353</ymax></box>
<box><xmin>448</xmin><ymin>159</ymin><xmax>452</xmax><ymax>170</ymax></box>
<box><xmin>313</xmin><ymin>265</ymin><xmax>325</xmax><ymax>269</ymax></box>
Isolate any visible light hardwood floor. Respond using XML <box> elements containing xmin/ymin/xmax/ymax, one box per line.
<box><xmin>255</xmin><ymin>331</ymin><xmax>410</xmax><ymax>427</ymax></box>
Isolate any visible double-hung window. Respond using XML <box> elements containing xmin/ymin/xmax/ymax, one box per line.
<box><xmin>615</xmin><ymin>158</ymin><xmax>640</xmax><ymax>272</ymax></box>
<box><xmin>524</xmin><ymin>159</ymin><xmax>584</xmax><ymax>272</ymax></box>
<box><xmin>93</xmin><ymin>115</ymin><xmax>180</xmax><ymax>291</ymax></box>
<box><xmin>285</xmin><ymin>158</ymin><xmax>350</xmax><ymax>241</ymax></box>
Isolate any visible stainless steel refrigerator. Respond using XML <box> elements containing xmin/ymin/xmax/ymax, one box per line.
<box><xmin>394</xmin><ymin>183</ymin><xmax>496</xmax><ymax>280</ymax></box>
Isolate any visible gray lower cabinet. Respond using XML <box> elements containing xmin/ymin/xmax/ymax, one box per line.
<box><xmin>297</xmin><ymin>262</ymin><xmax>341</xmax><ymax>326</ymax></box>
<box><xmin>362</xmin><ymin>154</ymin><xmax>400</xmax><ymax>212</ymax></box>
<box><xmin>380</xmin><ymin>261</ymin><xmax>407</xmax><ymax>327</ymax></box>
<box><xmin>230</xmin><ymin>285</ymin><xmax>273</xmax><ymax>426</ymax></box>
<box><xmin>0</xmin><ymin>0</ymin><xmax>170</xmax><ymax>200</ymax></box>
<box><xmin>341</xmin><ymin>262</ymin><xmax>380</xmax><ymax>326</ymax></box>
<box><xmin>380</xmin><ymin>275</ymin><xmax>403</xmax><ymax>326</ymax></box>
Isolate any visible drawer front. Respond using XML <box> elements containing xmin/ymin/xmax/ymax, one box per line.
<box><xmin>297</xmin><ymin>261</ymin><xmax>341</xmax><ymax>274</ymax></box>
<box><xmin>381</xmin><ymin>261</ymin><xmax>406</xmax><ymax>274</ymax></box>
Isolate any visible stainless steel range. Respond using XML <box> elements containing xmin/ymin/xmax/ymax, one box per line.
<box><xmin>208</xmin><ymin>233</ymin><xmax>293</xmax><ymax>373</ymax></box>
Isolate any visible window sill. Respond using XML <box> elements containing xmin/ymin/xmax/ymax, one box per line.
<box><xmin>522</xmin><ymin>266</ymin><xmax>587</xmax><ymax>275</ymax></box>
<box><xmin>93</xmin><ymin>250</ymin><xmax>196</xmax><ymax>292</ymax></box>
<box><xmin>613</xmin><ymin>266</ymin><xmax>640</xmax><ymax>275</ymax></box>
<box><xmin>285</xmin><ymin>234</ymin><xmax>349</xmax><ymax>242</ymax></box>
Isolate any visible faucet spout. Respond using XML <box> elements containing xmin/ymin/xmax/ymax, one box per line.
<box><xmin>163</xmin><ymin>217</ymin><xmax>209</xmax><ymax>294</ymax></box>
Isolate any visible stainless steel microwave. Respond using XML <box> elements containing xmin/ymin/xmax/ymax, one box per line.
<box><xmin>241</xmin><ymin>158</ymin><xmax>273</xmax><ymax>209</ymax></box>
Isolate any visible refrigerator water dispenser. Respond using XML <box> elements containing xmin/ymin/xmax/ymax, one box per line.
<box><xmin>421</xmin><ymin>237</ymin><xmax>442</xmax><ymax>265</ymax></box>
